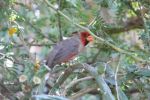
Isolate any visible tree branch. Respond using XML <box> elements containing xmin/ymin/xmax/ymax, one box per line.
<box><xmin>104</xmin><ymin>17</ymin><xmax>144</xmax><ymax>34</ymax></box>
<box><xmin>68</xmin><ymin>86</ymin><xmax>97</xmax><ymax>100</ymax></box>
<box><xmin>47</xmin><ymin>64</ymin><xmax>82</xmax><ymax>94</ymax></box>
<box><xmin>64</xmin><ymin>76</ymin><xmax>94</xmax><ymax>95</ymax></box>
<box><xmin>115</xmin><ymin>55</ymin><xmax>122</xmax><ymax>100</ymax></box>
<box><xmin>57</xmin><ymin>0</ymin><xmax>63</xmax><ymax>41</ymax></box>
<box><xmin>82</xmin><ymin>63</ymin><xmax>115</xmax><ymax>100</ymax></box>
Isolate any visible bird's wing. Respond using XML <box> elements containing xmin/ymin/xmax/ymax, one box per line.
<box><xmin>52</xmin><ymin>37</ymin><xmax>81</xmax><ymax>66</ymax></box>
<box><xmin>46</xmin><ymin>44</ymin><xmax>60</xmax><ymax>67</ymax></box>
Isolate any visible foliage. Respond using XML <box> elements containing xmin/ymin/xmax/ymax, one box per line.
<box><xmin>0</xmin><ymin>0</ymin><xmax>150</xmax><ymax>100</ymax></box>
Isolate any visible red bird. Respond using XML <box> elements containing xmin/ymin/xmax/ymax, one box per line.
<box><xmin>46</xmin><ymin>31</ymin><xmax>93</xmax><ymax>68</ymax></box>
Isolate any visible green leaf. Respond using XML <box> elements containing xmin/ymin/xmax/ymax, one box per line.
<box><xmin>135</xmin><ymin>69</ymin><xmax>150</xmax><ymax>77</ymax></box>
<box><xmin>66</xmin><ymin>0</ymin><xmax>78</xmax><ymax>7</ymax></box>
<box><xmin>118</xmin><ymin>87</ymin><xmax>128</xmax><ymax>100</ymax></box>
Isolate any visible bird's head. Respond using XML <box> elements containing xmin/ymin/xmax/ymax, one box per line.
<box><xmin>72</xmin><ymin>31</ymin><xmax>94</xmax><ymax>46</ymax></box>
<box><xmin>80</xmin><ymin>31</ymin><xmax>94</xmax><ymax>46</ymax></box>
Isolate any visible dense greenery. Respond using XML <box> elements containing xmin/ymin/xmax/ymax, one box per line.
<box><xmin>0</xmin><ymin>0</ymin><xmax>150</xmax><ymax>100</ymax></box>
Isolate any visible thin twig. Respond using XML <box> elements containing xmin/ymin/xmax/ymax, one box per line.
<box><xmin>19</xmin><ymin>31</ymin><xmax>34</xmax><ymax>62</ymax></box>
<box><xmin>68</xmin><ymin>86</ymin><xmax>97</xmax><ymax>100</ymax></box>
<box><xmin>0</xmin><ymin>52</ymin><xmax>24</xmax><ymax>67</ymax></box>
<box><xmin>88</xmin><ymin>4</ymin><xmax>101</xmax><ymax>27</ymax></box>
<box><xmin>66</xmin><ymin>76</ymin><xmax>93</xmax><ymax>89</ymax></box>
<box><xmin>48</xmin><ymin>64</ymin><xmax>82</xmax><ymax>94</ymax></box>
<box><xmin>14</xmin><ymin>43</ymin><xmax>55</xmax><ymax>47</ymax></box>
<box><xmin>88</xmin><ymin>16</ymin><xmax>97</xmax><ymax>27</ymax></box>
<box><xmin>13</xmin><ymin>21</ymin><xmax>35</xmax><ymax>62</ymax></box>
<box><xmin>64</xmin><ymin>76</ymin><xmax>94</xmax><ymax>95</ymax></box>
<box><xmin>0</xmin><ymin>53</ymin><xmax>5</xmax><ymax>60</ymax></box>
<box><xmin>57</xmin><ymin>0</ymin><xmax>63</xmax><ymax>41</ymax></box>
<box><xmin>115</xmin><ymin>55</ymin><xmax>122</xmax><ymax>100</ymax></box>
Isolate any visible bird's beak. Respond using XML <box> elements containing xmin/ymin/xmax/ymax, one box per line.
<box><xmin>86</xmin><ymin>35</ymin><xmax>94</xmax><ymax>42</ymax></box>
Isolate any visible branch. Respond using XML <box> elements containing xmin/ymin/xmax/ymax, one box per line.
<box><xmin>44</xmin><ymin>0</ymin><xmax>150</xmax><ymax>64</ymax></box>
<box><xmin>14</xmin><ymin>43</ymin><xmax>55</xmax><ymax>47</ymax></box>
<box><xmin>104</xmin><ymin>5</ymin><xmax>149</xmax><ymax>34</ymax></box>
<box><xmin>47</xmin><ymin>64</ymin><xmax>82</xmax><ymax>94</ymax></box>
<box><xmin>104</xmin><ymin>17</ymin><xmax>144</xmax><ymax>34</ymax></box>
<box><xmin>82</xmin><ymin>63</ymin><xmax>115</xmax><ymax>100</ymax></box>
<box><xmin>57</xmin><ymin>0</ymin><xmax>63</xmax><ymax>41</ymax></box>
<box><xmin>68</xmin><ymin>86</ymin><xmax>97</xmax><ymax>100</ymax></box>
<box><xmin>17</xmin><ymin>26</ymin><xmax>35</xmax><ymax>63</ymax></box>
<box><xmin>0</xmin><ymin>52</ymin><xmax>24</xmax><ymax>66</ymax></box>
<box><xmin>66</xmin><ymin>76</ymin><xmax>93</xmax><ymax>90</ymax></box>
<box><xmin>115</xmin><ymin>55</ymin><xmax>122</xmax><ymax>100</ymax></box>
<box><xmin>64</xmin><ymin>76</ymin><xmax>94</xmax><ymax>95</ymax></box>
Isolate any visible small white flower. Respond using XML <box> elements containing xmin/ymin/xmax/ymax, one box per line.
<box><xmin>0</xmin><ymin>45</ymin><xmax>4</xmax><ymax>50</ymax></box>
<box><xmin>33</xmin><ymin>76</ymin><xmax>41</xmax><ymax>85</ymax></box>
<box><xmin>97</xmin><ymin>88</ymin><xmax>100</xmax><ymax>91</ymax></box>
<box><xmin>54</xmin><ymin>4</ymin><xmax>59</xmax><ymax>9</ymax></box>
<box><xmin>19</xmin><ymin>75</ymin><xmax>27</xmax><ymax>83</ymax></box>
<box><xmin>4</xmin><ymin>59</ymin><xmax>14</xmax><ymax>68</ymax></box>
<box><xmin>35</xmin><ymin>10</ymin><xmax>40</xmax><ymax>19</ymax></box>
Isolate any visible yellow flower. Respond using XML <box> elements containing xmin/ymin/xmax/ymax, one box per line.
<box><xmin>19</xmin><ymin>75</ymin><xmax>27</xmax><ymax>83</ymax></box>
<box><xmin>34</xmin><ymin>60</ymin><xmax>40</xmax><ymax>72</ymax></box>
<box><xmin>8</xmin><ymin>27</ymin><xmax>17</xmax><ymax>36</ymax></box>
<box><xmin>80</xmin><ymin>21</ymin><xmax>86</xmax><ymax>25</ymax></box>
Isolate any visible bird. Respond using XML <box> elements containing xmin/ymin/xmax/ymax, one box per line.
<box><xmin>46</xmin><ymin>31</ymin><xmax>94</xmax><ymax>69</ymax></box>
<box><xmin>43</xmin><ymin>31</ymin><xmax>93</xmax><ymax>94</ymax></box>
